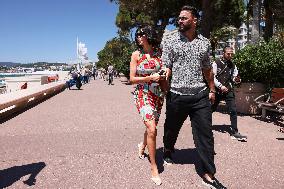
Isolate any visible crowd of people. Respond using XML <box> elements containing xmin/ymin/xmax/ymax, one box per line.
<box><xmin>129</xmin><ymin>5</ymin><xmax>249</xmax><ymax>189</ymax></box>
<box><xmin>66</xmin><ymin>67</ymin><xmax>91</xmax><ymax>90</ymax></box>
<box><xmin>92</xmin><ymin>66</ymin><xmax>119</xmax><ymax>82</ymax></box>
<box><xmin>66</xmin><ymin>64</ymin><xmax>118</xmax><ymax>89</ymax></box>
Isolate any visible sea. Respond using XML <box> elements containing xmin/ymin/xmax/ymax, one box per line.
<box><xmin>0</xmin><ymin>73</ymin><xmax>27</xmax><ymax>85</ymax></box>
<box><xmin>0</xmin><ymin>73</ymin><xmax>26</xmax><ymax>78</ymax></box>
<box><xmin>0</xmin><ymin>72</ymin><xmax>56</xmax><ymax>86</ymax></box>
<box><xmin>0</xmin><ymin>71</ymin><xmax>59</xmax><ymax>78</ymax></box>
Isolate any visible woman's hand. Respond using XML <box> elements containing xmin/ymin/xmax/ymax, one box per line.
<box><xmin>150</xmin><ymin>73</ymin><xmax>161</xmax><ymax>82</ymax></box>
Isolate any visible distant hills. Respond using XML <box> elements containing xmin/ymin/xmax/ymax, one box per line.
<box><xmin>0</xmin><ymin>62</ymin><xmax>67</xmax><ymax>68</ymax></box>
<box><xmin>0</xmin><ymin>62</ymin><xmax>21</xmax><ymax>67</ymax></box>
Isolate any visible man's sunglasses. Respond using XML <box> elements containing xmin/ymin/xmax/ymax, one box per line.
<box><xmin>178</xmin><ymin>16</ymin><xmax>189</xmax><ymax>21</ymax></box>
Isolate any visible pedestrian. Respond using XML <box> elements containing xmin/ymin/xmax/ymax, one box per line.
<box><xmin>161</xmin><ymin>6</ymin><xmax>226</xmax><ymax>189</ymax></box>
<box><xmin>211</xmin><ymin>46</ymin><xmax>247</xmax><ymax>141</ymax></box>
<box><xmin>66</xmin><ymin>70</ymin><xmax>73</xmax><ymax>89</ymax></box>
<box><xmin>101</xmin><ymin>68</ymin><xmax>106</xmax><ymax>81</ymax></box>
<box><xmin>107</xmin><ymin>64</ymin><xmax>114</xmax><ymax>85</ymax></box>
<box><xmin>75</xmin><ymin>71</ymin><xmax>82</xmax><ymax>90</ymax></box>
<box><xmin>81</xmin><ymin>67</ymin><xmax>88</xmax><ymax>84</ymax></box>
<box><xmin>129</xmin><ymin>25</ymin><xmax>165</xmax><ymax>185</ymax></box>
<box><xmin>92</xmin><ymin>62</ymin><xmax>97</xmax><ymax>80</ymax></box>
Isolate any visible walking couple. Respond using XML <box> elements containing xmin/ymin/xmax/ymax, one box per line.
<box><xmin>129</xmin><ymin>5</ymin><xmax>228</xmax><ymax>188</ymax></box>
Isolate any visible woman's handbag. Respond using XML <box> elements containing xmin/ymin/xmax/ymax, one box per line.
<box><xmin>159</xmin><ymin>79</ymin><xmax>169</xmax><ymax>94</ymax></box>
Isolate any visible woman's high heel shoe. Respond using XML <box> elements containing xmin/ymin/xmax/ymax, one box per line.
<box><xmin>151</xmin><ymin>176</ymin><xmax>162</xmax><ymax>185</ymax></box>
<box><xmin>137</xmin><ymin>143</ymin><xmax>145</xmax><ymax>159</ymax></box>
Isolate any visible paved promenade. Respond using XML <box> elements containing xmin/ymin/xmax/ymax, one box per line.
<box><xmin>0</xmin><ymin>78</ymin><xmax>283</xmax><ymax>188</ymax></box>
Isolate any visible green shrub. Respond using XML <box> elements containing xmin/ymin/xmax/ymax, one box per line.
<box><xmin>97</xmin><ymin>36</ymin><xmax>135</xmax><ymax>79</ymax></box>
<box><xmin>233</xmin><ymin>37</ymin><xmax>284</xmax><ymax>88</ymax></box>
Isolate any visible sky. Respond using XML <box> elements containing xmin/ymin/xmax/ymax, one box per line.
<box><xmin>0</xmin><ymin>0</ymin><xmax>119</xmax><ymax>63</ymax></box>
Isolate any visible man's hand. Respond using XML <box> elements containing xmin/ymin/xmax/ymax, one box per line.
<box><xmin>209</xmin><ymin>92</ymin><xmax>215</xmax><ymax>104</ymax></box>
<box><xmin>220</xmin><ymin>86</ymin><xmax>229</xmax><ymax>93</ymax></box>
<box><xmin>165</xmin><ymin>68</ymin><xmax>171</xmax><ymax>81</ymax></box>
<box><xmin>234</xmin><ymin>75</ymin><xmax>241</xmax><ymax>84</ymax></box>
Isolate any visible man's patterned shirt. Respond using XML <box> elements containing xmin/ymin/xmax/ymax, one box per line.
<box><xmin>161</xmin><ymin>31</ymin><xmax>211</xmax><ymax>95</ymax></box>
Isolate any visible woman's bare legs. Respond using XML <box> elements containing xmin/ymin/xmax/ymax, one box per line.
<box><xmin>144</xmin><ymin>120</ymin><xmax>160</xmax><ymax>180</ymax></box>
<box><xmin>138</xmin><ymin>130</ymin><xmax>147</xmax><ymax>158</ymax></box>
<box><xmin>143</xmin><ymin>129</ymin><xmax>147</xmax><ymax>146</ymax></box>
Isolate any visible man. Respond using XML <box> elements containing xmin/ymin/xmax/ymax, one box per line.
<box><xmin>75</xmin><ymin>71</ymin><xmax>82</xmax><ymax>90</ymax></box>
<box><xmin>211</xmin><ymin>47</ymin><xmax>247</xmax><ymax>141</ymax></box>
<box><xmin>162</xmin><ymin>6</ymin><xmax>226</xmax><ymax>189</ymax></box>
<box><xmin>82</xmin><ymin>67</ymin><xmax>88</xmax><ymax>84</ymax></box>
<box><xmin>92</xmin><ymin>62</ymin><xmax>97</xmax><ymax>80</ymax></box>
<box><xmin>107</xmin><ymin>64</ymin><xmax>114</xmax><ymax>85</ymax></box>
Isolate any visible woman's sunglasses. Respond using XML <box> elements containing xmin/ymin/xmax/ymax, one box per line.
<box><xmin>136</xmin><ymin>32</ymin><xmax>146</xmax><ymax>37</ymax></box>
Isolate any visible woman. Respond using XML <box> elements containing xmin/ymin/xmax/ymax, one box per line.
<box><xmin>129</xmin><ymin>25</ymin><xmax>165</xmax><ymax>186</ymax></box>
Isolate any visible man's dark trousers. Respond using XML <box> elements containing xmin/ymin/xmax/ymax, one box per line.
<box><xmin>163</xmin><ymin>90</ymin><xmax>216</xmax><ymax>175</ymax></box>
<box><xmin>211</xmin><ymin>91</ymin><xmax>238</xmax><ymax>134</ymax></box>
<box><xmin>108</xmin><ymin>73</ymin><xmax>113</xmax><ymax>85</ymax></box>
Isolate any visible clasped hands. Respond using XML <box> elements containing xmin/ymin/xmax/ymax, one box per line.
<box><xmin>150</xmin><ymin>69</ymin><xmax>167</xmax><ymax>82</ymax></box>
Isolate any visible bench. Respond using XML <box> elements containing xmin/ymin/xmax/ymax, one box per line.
<box><xmin>254</xmin><ymin>88</ymin><xmax>284</xmax><ymax>118</ymax></box>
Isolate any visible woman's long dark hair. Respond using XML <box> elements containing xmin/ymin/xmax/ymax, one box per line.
<box><xmin>135</xmin><ymin>25</ymin><xmax>160</xmax><ymax>51</ymax></box>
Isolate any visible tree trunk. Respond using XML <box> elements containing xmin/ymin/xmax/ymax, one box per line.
<box><xmin>251</xmin><ymin>0</ymin><xmax>261</xmax><ymax>43</ymax></box>
<box><xmin>158</xmin><ymin>18</ymin><xmax>168</xmax><ymax>39</ymax></box>
<box><xmin>246</xmin><ymin>0</ymin><xmax>250</xmax><ymax>44</ymax></box>
<box><xmin>263</xmin><ymin>0</ymin><xmax>273</xmax><ymax>42</ymax></box>
<box><xmin>200</xmin><ymin>0</ymin><xmax>214</xmax><ymax>38</ymax></box>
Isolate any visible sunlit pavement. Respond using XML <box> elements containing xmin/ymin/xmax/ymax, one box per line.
<box><xmin>0</xmin><ymin>78</ymin><xmax>283</xmax><ymax>188</ymax></box>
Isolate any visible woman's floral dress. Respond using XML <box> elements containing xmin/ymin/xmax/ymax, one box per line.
<box><xmin>133</xmin><ymin>50</ymin><xmax>164</xmax><ymax>124</ymax></box>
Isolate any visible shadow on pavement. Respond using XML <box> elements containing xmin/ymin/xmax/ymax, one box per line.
<box><xmin>212</xmin><ymin>124</ymin><xmax>231</xmax><ymax>134</ymax></box>
<box><xmin>68</xmin><ymin>88</ymin><xmax>84</xmax><ymax>90</ymax></box>
<box><xmin>0</xmin><ymin>162</ymin><xmax>46</xmax><ymax>188</ymax></box>
<box><xmin>251</xmin><ymin>114</ymin><xmax>284</xmax><ymax>127</ymax></box>
<box><xmin>156</xmin><ymin>147</ymin><xmax>203</xmax><ymax>177</ymax></box>
<box><xmin>120</xmin><ymin>80</ymin><xmax>131</xmax><ymax>85</ymax></box>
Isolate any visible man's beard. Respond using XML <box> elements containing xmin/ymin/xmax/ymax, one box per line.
<box><xmin>178</xmin><ymin>23</ymin><xmax>191</xmax><ymax>32</ymax></box>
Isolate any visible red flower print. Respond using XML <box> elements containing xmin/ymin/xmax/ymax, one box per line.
<box><xmin>146</xmin><ymin>113</ymin><xmax>152</xmax><ymax>120</ymax></box>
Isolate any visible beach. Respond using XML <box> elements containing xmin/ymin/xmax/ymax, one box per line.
<box><xmin>0</xmin><ymin>71</ymin><xmax>69</xmax><ymax>93</ymax></box>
